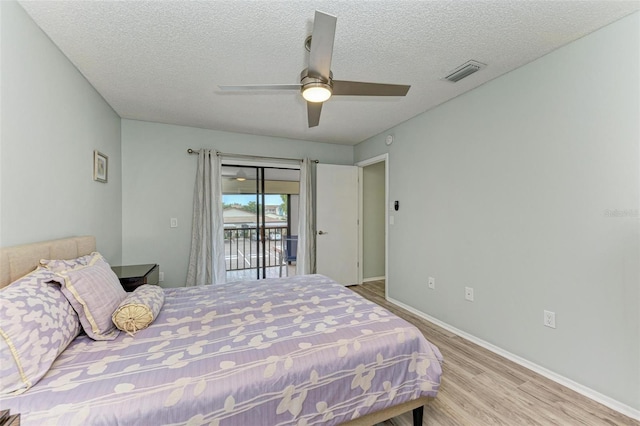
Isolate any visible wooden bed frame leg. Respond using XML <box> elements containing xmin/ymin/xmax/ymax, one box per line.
<box><xmin>412</xmin><ymin>405</ymin><xmax>423</xmax><ymax>426</ymax></box>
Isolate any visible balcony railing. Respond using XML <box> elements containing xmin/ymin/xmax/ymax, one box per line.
<box><xmin>224</xmin><ymin>226</ymin><xmax>288</xmax><ymax>272</ymax></box>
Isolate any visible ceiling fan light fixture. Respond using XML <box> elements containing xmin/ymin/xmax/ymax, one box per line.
<box><xmin>236</xmin><ymin>170</ymin><xmax>247</xmax><ymax>181</ymax></box>
<box><xmin>219</xmin><ymin>12</ymin><xmax>410</xmax><ymax>128</ymax></box>
<box><xmin>302</xmin><ymin>83</ymin><xmax>332</xmax><ymax>103</ymax></box>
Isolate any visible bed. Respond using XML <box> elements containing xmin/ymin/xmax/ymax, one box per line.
<box><xmin>0</xmin><ymin>236</ymin><xmax>443</xmax><ymax>425</ymax></box>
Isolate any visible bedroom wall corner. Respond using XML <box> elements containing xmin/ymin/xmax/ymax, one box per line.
<box><xmin>0</xmin><ymin>1</ymin><xmax>122</xmax><ymax>263</ymax></box>
<box><xmin>355</xmin><ymin>12</ymin><xmax>640</xmax><ymax>414</ymax></box>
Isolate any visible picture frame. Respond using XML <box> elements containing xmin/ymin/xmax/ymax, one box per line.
<box><xmin>93</xmin><ymin>150</ymin><xmax>108</xmax><ymax>183</ymax></box>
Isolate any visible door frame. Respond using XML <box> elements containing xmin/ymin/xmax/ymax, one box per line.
<box><xmin>355</xmin><ymin>153</ymin><xmax>388</xmax><ymax>296</ymax></box>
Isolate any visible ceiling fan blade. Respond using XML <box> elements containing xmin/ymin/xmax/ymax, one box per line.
<box><xmin>332</xmin><ymin>80</ymin><xmax>411</xmax><ymax>96</ymax></box>
<box><xmin>308</xmin><ymin>11</ymin><xmax>337</xmax><ymax>80</ymax></box>
<box><xmin>218</xmin><ymin>84</ymin><xmax>301</xmax><ymax>91</ymax></box>
<box><xmin>307</xmin><ymin>102</ymin><xmax>323</xmax><ymax>127</ymax></box>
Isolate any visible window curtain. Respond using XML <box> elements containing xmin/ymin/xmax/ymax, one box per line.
<box><xmin>186</xmin><ymin>149</ymin><xmax>226</xmax><ymax>286</ymax></box>
<box><xmin>296</xmin><ymin>158</ymin><xmax>315</xmax><ymax>275</ymax></box>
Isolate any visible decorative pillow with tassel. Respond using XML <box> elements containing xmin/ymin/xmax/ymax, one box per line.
<box><xmin>112</xmin><ymin>285</ymin><xmax>164</xmax><ymax>336</ymax></box>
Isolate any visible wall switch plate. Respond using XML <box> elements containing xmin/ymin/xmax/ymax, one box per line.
<box><xmin>389</xmin><ymin>215</ymin><xmax>395</xmax><ymax>225</ymax></box>
<box><xmin>170</xmin><ymin>218</ymin><xmax>178</xmax><ymax>228</ymax></box>
<box><xmin>465</xmin><ymin>287</ymin><xmax>474</xmax><ymax>301</ymax></box>
<box><xmin>544</xmin><ymin>310</ymin><xmax>556</xmax><ymax>328</ymax></box>
<box><xmin>159</xmin><ymin>272</ymin><xmax>164</xmax><ymax>282</ymax></box>
<box><xmin>428</xmin><ymin>277</ymin><xmax>435</xmax><ymax>289</ymax></box>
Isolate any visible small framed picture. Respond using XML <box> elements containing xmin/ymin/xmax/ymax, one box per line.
<box><xmin>93</xmin><ymin>150</ymin><xmax>108</xmax><ymax>183</ymax></box>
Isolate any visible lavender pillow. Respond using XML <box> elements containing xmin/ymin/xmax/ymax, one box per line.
<box><xmin>53</xmin><ymin>253</ymin><xmax>126</xmax><ymax>341</ymax></box>
<box><xmin>0</xmin><ymin>267</ymin><xmax>81</xmax><ymax>395</ymax></box>
<box><xmin>112</xmin><ymin>285</ymin><xmax>165</xmax><ymax>335</ymax></box>
<box><xmin>40</xmin><ymin>252</ymin><xmax>95</xmax><ymax>272</ymax></box>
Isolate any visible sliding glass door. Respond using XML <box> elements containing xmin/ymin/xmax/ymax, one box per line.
<box><xmin>221</xmin><ymin>165</ymin><xmax>300</xmax><ymax>281</ymax></box>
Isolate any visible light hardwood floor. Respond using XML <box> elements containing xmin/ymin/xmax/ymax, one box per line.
<box><xmin>349</xmin><ymin>280</ymin><xmax>638</xmax><ymax>426</ymax></box>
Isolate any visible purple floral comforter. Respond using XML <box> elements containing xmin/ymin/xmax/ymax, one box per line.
<box><xmin>1</xmin><ymin>274</ymin><xmax>442</xmax><ymax>425</ymax></box>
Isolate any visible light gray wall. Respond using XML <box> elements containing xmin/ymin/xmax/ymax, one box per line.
<box><xmin>362</xmin><ymin>161</ymin><xmax>385</xmax><ymax>279</ymax></box>
<box><xmin>0</xmin><ymin>1</ymin><xmax>122</xmax><ymax>262</ymax></box>
<box><xmin>121</xmin><ymin>119</ymin><xmax>354</xmax><ymax>287</ymax></box>
<box><xmin>355</xmin><ymin>13</ymin><xmax>639</xmax><ymax>411</ymax></box>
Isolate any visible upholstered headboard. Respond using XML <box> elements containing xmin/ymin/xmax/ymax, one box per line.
<box><xmin>0</xmin><ymin>236</ymin><xmax>96</xmax><ymax>288</ymax></box>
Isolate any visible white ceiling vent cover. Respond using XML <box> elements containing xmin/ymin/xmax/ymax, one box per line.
<box><xmin>444</xmin><ymin>60</ymin><xmax>486</xmax><ymax>83</ymax></box>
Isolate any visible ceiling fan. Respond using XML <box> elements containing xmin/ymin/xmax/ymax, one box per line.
<box><xmin>218</xmin><ymin>11</ymin><xmax>411</xmax><ymax>128</ymax></box>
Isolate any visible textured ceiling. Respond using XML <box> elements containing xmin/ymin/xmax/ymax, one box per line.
<box><xmin>19</xmin><ymin>1</ymin><xmax>640</xmax><ymax>145</ymax></box>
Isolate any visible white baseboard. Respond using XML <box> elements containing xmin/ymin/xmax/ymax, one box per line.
<box><xmin>362</xmin><ymin>276</ymin><xmax>385</xmax><ymax>283</ymax></box>
<box><xmin>387</xmin><ymin>296</ymin><xmax>640</xmax><ymax>421</ymax></box>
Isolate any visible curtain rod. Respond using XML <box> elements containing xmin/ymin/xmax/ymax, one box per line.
<box><xmin>187</xmin><ymin>149</ymin><xmax>319</xmax><ymax>163</ymax></box>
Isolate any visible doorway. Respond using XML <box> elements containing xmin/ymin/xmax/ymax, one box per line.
<box><xmin>221</xmin><ymin>165</ymin><xmax>300</xmax><ymax>281</ymax></box>
<box><xmin>356</xmin><ymin>154</ymin><xmax>388</xmax><ymax>295</ymax></box>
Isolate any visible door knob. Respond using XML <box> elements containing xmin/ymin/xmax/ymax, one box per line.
<box><xmin>318</xmin><ymin>230</ymin><xmax>327</xmax><ymax>235</ymax></box>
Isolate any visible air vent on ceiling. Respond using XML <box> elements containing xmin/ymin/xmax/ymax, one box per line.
<box><xmin>443</xmin><ymin>60</ymin><xmax>486</xmax><ymax>83</ymax></box>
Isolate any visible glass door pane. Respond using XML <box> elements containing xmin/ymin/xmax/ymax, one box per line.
<box><xmin>222</xmin><ymin>165</ymin><xmax>300</xmax><ymax>281</ymax></box>
<box><xmin>262</xmin><ymin>168</ymin><xmax>300</xmax><ymax>278</ymax></box>
<box><xmin>221</xmin><ymin>166</ymin><xmax>260</xmax><ymax>281</ymax></box>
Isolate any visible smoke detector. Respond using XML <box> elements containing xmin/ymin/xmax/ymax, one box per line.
<box><xmin>443</xmin><ymin>60</ymin><xmax>486</xmax><ymax>83</ymax></box>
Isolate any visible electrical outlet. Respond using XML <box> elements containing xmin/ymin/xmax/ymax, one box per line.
<box><xmin>170</xmin><ymin>218</ymin><xmax>178</xmax><ymax>228</ymax></box>
<box><xmin>544</xmin><ymin>310</ymin><xmax>556</xmax><ymax>328</ymax></box>
<box><xmin>465</xmin><ymin>287</ymin><xmax>474</xmax><ymax>302</ymax></box>
<box><xmin>428</xmin><ymin>277</ymin><xmax>435</xmax><ymax>289</ymax></box>
<box><xmin>159</xmin><ymin>272</ymin><xmax>164</xmax><ymax>282</ymax></box>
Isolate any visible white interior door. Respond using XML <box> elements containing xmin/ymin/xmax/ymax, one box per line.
<box><xmin>316</xmin><ymin>164</ymin><xmax>359</xmax><ymax>285</ymax></box>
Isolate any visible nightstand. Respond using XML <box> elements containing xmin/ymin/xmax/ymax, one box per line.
<box><xmin>111</xmin><ymin>264</ymin><xmax>159</xmax><ymax>292</ymax></box>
